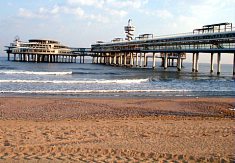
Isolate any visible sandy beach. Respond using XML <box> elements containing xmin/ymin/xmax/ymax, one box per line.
<box><xmin>0</xmin><ymin>97</ymin><xmax>234</xmax><ymax>162</ymax></box>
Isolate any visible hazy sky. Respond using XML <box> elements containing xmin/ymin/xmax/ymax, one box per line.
<box><xmin>0</xmin><ymin>0</ymin><xmax>234</xmax><ymax>63</ymax></box>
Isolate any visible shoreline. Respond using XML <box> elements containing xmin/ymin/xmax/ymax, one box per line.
<box><xmin>0</xmin><ymin>96</ymin><xmax>234</xmax><ymax>162</ymax></box>
<box><xmin>0</xmin><ymin>94</ymin><xmax>235</xmax><ymax>99</ymax></box>
<box><xmin>0</xmin><ymin>95</ymin><xmax>235</xmax><ymax>101</ymax></box>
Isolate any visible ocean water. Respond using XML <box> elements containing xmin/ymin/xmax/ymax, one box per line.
<box><xmin>0</xmin><ymin>56</ymin><xmax>234</xmax><ymax>97</ymax></box>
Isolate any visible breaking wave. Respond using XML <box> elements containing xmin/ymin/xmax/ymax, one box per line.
<box><xmin>0</xmin><ymin>70</ymin><xmax>72</xmax><ymax>75</ymax></box>
<box><xmin>1</xmin><ymin>89</ymin><xmax>233</xmax><ymax>94</ymax></box>
<box><xmin>0</xmin><ymin>79</ymin><xmax>149</xmax><ymax>84</ymax></box>
<box><xmin>0</xmin><ymin>89</ymin><xmax>191</xmax><ymax>94</ymax></box>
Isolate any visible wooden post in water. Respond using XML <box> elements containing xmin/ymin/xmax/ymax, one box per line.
<box><xmin>210</xmin><ymin>53</ymin><xmax>214</xmax><ymax>73</ymax></box>
<box><xmin>99</xmin><ymin>54</ymin><xmax>102</xmax><ymax>64</ymax></box>
<box><xmin>114</xmin><ymin>53</ymin><xmax>117</xmax><ymax>65</ymax></box>
<box><xmin>135</xmin><ymin>53</ymin><xmax>139</xmax><ymax>67</ymax></box>
<box><xmin>120</xmin><ymin>54</ymin><xmax>123</xmax><ymax>66</ymax></box>
<box><xmin>35</xmin><ymin>54</ymin><xmax>38</xmax><ymax>62</ymax></box>
<box><xmin>152</xmin><ymin>53</ymin><xmax>156</xmax><ymax>69</ymax></box>
<box><xmin>195</xmin><ymin>53</ymin><xmax>199</xmax><ymax>72</ymax></box>
<box><xmin>139</xmin><ymin>53</ymin><xmax>143</xmax><ymax>67</ymax></box>
<box><xmin>164</xmin><ymin>53</ymin><xmax>168</xmax><ymax>69</ymax></box>
<box><xmin>117</xmin><ymin>54</ymin><xmax>120</xmax><ymax>65</ymax></box>
<box><xmin>192</xmin><ymin>53</ymin><xmax>195</xmax><ymax>72</ymax></box>
<box><xmin>102</xmin><ymin>56</ymin><xmax>104</xmax><ymax>64</ymax></box>
<box><xmin>124</xmin><ymin>53</ymin><xmax>127</xmax><ymax>66</ymax></box>
<box><xmin>104</xmin><ymin>56</ymin><xmax>106</xmax><ymax>64</ymax></box>
<box><xmin>177</xmin><ymin>53</ymin><xmax>182</xmax><ymax>71</ymax></box>
<box><xmin>144</xmin><ymin>53</ymin><xmax>147</xmax><ymax>67</ymax></box>
<box><xmin>217</xmin><ymin>53</ymin><xmax>221</xmax><ymax>75</ymax></box>
<box><xmin>109</xmin><ymin>54</ymin><xmax>112</xmax><ymax>65</ymax></box>
<box><xmin>96</xmin><ymin>54</ymin><xmax>99</xmax><ymax>64</ymax></box>
<box><xmin>145</xmin><ymin>54</ymin><xmax>148</xmax><ymax>67</ymax></box>
<box><xmin>233</xmin><ymin>53</ymin><xmax>235</xmax><ymax>76</ymax></box>
<box><xmin>181</xmin><ymin>57</ymin><xmax>183</xmax><ymax>68</ymax></box>
<box><xmin>130</xmin><ymin>53</ymin><xmax>133</xmax><ymax>67</ymax></box>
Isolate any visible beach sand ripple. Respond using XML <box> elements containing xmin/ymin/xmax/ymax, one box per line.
<box><xmin>0</xmin><ymin>97</ymin><xmax>234</xmax><ymax>162</ymax></box>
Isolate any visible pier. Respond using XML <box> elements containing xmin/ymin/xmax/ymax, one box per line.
<box><xmin>91</xmin><ymin>21</ymin><xmax>235</xmax><ymax>75</ymax></box>
<box><xmin>5</xmin><ymin>22</ymin><xmax>235</xmax><ymax>75</ymax></box>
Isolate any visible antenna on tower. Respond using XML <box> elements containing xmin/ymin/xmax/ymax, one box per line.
<box><xmin>128</xmin><ymin>19</ymin><xmax>131</xmax><ymax>26</ymax></box>
<box><xmin>124</xmin><ymin>19</ymin><xmax>135</xmax><ymax>41</ymax></box>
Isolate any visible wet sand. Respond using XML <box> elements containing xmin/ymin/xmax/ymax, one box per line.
<box><xmin>0</xmin><ymin>97</ymin><xmax>234</xmax><ymax>162</ymax></box>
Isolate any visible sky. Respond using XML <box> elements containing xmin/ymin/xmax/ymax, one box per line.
<box><xmin>0</xmin><ymin>0</ymin><xmax>234</xmax><ymax>63</ymax></box>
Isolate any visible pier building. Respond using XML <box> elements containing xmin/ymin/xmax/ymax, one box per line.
<box><xmin>5</xmin><ymin>38</ymin><xmax>87</xmax><ymax>63</ymax></box>
<box><xmin>91</xmin><ymin>21</ymin><xmax>235</xmax><ymax>75</ymax></box>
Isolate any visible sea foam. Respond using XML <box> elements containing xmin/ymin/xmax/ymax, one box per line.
<box><xmin>0</xmin><ymin>78</ymin><xmax>149</xmax><ymax>84</ymax></box>
<box><xmin>1</xmin><ymin>89</ymin><xmax>233</xmax><ymax>94</ymax></box>
<box><xmin>0</xmin><ymin>70</ymin><xmax>72</xmax><ymax>75</ymax></box>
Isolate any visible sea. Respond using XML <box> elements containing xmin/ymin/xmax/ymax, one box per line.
<box><xmin>0</xmin><ymin>56</ymin><xmax>234</xmax><ymax>98</ymax></box>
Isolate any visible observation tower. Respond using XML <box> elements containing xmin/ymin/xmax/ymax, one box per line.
<box><xmin>124</xmin><ymin>19</ymin><xmax>135</xmax><ymax>41</ymax></box>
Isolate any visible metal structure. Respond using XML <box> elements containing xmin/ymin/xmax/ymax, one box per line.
<box><xmin>124</xmin><ymin>19</ymin><xmax>135</xmax><ymax>41</ymax></box>
<box><xmin>193</xmin><ymin>22</ymin><xmax>232</xmax><ymax>34</ymax></box>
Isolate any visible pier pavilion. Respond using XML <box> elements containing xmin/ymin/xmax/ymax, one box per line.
<box><xmin>5</xmin><ymin>38</ymin><xmax>88</xmax><ymax>63</ymax></box>
<box><xmin>91</xmin><ymin>22</ymin><xmax>235</xmax><ymax>75</ymax></box>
